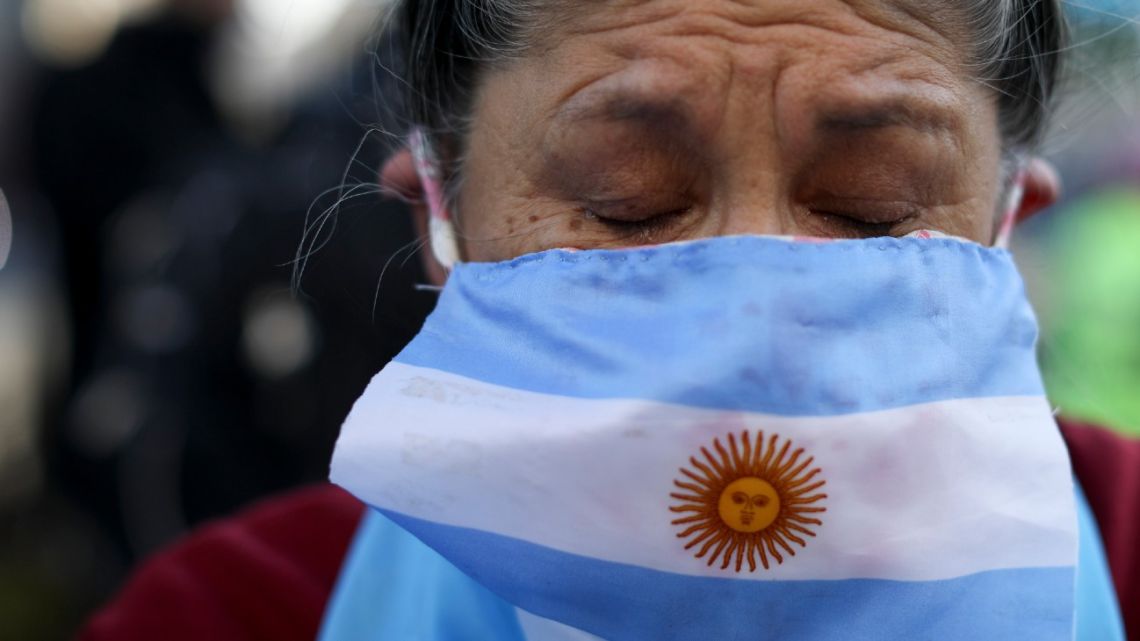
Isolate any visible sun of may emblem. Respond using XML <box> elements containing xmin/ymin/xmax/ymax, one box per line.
<box><xmin>670</xmin><ymin>431</ymin><xmax>827</xmax><ymax>572</ymax></box>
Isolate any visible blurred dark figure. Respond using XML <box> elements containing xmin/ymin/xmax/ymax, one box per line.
<box><xmin>35</xmin><ymin>5</ymin><xmax>229</xmax><ymax>386</ymax></box>
<box><xmin>27</xmin><ymin>0</ymin><xmax>431</xmax><ymax>625</ymax></box>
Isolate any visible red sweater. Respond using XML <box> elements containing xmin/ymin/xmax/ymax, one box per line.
<box><xmin>79</xmin><ymin>420</ymin><xmax>1140</xmax><ymax>641</ymax></box>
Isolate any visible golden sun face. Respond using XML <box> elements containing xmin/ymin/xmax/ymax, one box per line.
<box><xmin>670</xmin><ymin>431</ymin><xmax>827</xmax><ymax>573</ymax></box>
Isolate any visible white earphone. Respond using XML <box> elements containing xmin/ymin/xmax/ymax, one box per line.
<box><xmin>408</xmin><ymin>129</ymin><xmax>461</xmax><ymax>270</ymax></box>
<box><xmin>994</xmin><ymin>163</ymin><xmax>1028</xmax><ymax>249</ymax></box>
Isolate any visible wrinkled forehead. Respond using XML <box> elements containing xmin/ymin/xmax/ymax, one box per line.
<box><xmin>535</xmin><ymin>0</ymin><xmax>969</xmax><ymax>50</ymax></box>
<box><xmin>553</xmin><ymin>0</ymin><xmax>963</xmax><ymax>20</ymax></box>
<box><xmin>517</xmin><ymin>0</ymin><xmax>979</xmax><ymax>135</ymax></box>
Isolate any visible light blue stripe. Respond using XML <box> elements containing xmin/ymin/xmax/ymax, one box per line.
<box><xmin>381</xmin><ymin>508</ymin><xmax>1076</xmax><ymax>641</ymax></box>
<box><xmin>317</xmin><ymin>510</ymin><xmax>525</xmax><ymax>641</ymax></box>
<box><xmin>1074</xmin><ymin>485</ymin><xmax>1126</xmax><ymax>640</ymax></box>
<box><xmin>397</xmin><ymin>237</ymin><xmax>1044</xmax><ymax>416</ymax></box>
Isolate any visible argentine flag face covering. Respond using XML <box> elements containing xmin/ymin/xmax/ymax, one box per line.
<box><xmin>330</xmin><ymin>234</ymin><xmax>1078</xmax><ymax>640</ymax></box>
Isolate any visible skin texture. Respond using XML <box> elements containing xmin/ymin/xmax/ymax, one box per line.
<box><xmin>381</xmin><ymin>0</ymin><xmax>1062</xmax><ymax>268</ymax></box>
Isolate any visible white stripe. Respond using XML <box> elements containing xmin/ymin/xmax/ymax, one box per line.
<box><xmin>516</xmin><ymin>608</ymin><xmax>606</xmax><ymax>641</ymax></box>
<box><xmin>332</xmin><ymin>362</ymin><xmax>1077</xmax><ymax>582</ymax></box>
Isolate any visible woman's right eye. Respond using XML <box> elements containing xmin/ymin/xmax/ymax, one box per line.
<box><xmin>584</xmin><ymin>204</ymin><xmax>693</xmax><ymax>228</ymax></box>
<box><xmin>580</xmin><ymin>203</ymin><xmax>696</xmax><ymax>242</ymax></box>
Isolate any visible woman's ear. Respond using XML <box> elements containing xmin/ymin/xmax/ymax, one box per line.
<box><xmin>1014</xmin><ymin>157</ymin><xmax>1062</xmax><ymax>225</ymax></box>
<box><xmin>380</xmin><ymin>149</ymin><xmax>450</xmax><ymax>287</ymax></box>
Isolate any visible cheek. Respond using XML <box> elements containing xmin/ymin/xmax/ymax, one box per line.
<box><xmin>956</xmin><ymin>95</ymin><xmax>1007</xmax><ymax>242</ymax></box>
<box><xmin>455</xmin><ymin>66</ymin><xmax>583</xmax><ymax>260</ymax></box>
<box><xmin>955</xmin><ymin>165</ymin><xmax>1004</xmax><ymax>245</ymax></box>
<box><xmin>456</xmin><ymin>187</ymin><xmax>581</xmax><ymax>262</ymax></box>
<box><xmin>452</xmin><ymin>123</ymin><xmax>542</xmax><ymax>261</ymax></box>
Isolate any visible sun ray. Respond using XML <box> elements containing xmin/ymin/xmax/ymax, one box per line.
<box><xmin>759</xmin><ymin>433</ymin><xmax>779</xmax><ymax>472</ymax></box>
<box><xmin>788</xmin><ymin>476</ymin><xmax>825</xmax><ymax>490</ymax></box>
<box><xmin>786</xmin><ymin>502</ymin><xmax>827</xmax><ymax>510</ymax></box>
<box><xmin>773</xmin><ymin>448</ymin><xmax>804</xmax><ymax>479</ymax></box>
<box><xmin>688</xmin><ymin>457</ymin><xmax>718</xmax><ymax>484</ymax></box>
<box><xmin>783</xmin><ymin>467</ymin><xmax>821</xmax><ymax>490</ymax></box>
<box><xmin>672</xmin><ymin>513</ymin><xmax>713</xmax><ymax>525</ymax></box>
<box><xmin>720</xmin><ymin>539</ymin><xmax>739</xmax><ymax>570</ymax></box>
<box><xmin>750</xmin><ymin>430</ymin><xmax>766</xmax><ymax>470</ymax></box>
<box><xmin>787</xmin><ymin>481</ymin><xmax>827</xmax><ymax>498</ymax></box>
<box><xmin>775</xmin><ymin>524</ymin><xmax>807</xmax><ymax>548</ymax></box>
<box><xmin>757</xmin><ymin>538</ymin><xmax>771</xmax><ymax>570</ymax></box>
<box><xmin>680</xmin><ymin>469</ymin><xmax>714</xmax><ymax>490</ymax></box>
<box><xmin>703</xmin><ymin>533</ymin><xmax>729</xmax><ymax>564</ymax></box>
<box><xmin>784</xmin><ymin>522</ymin><xmax>818</xmax><ymax>538</ymax></box>
<box><xmin>785</xmin><ymin>514</ymin><xmax>824</xmax><ymax>527</ymax></box>
<box><xmin>701</xmin><ymin>447</ymin><xmax>727</xmax><ymax>479</ymax></box>
<box><xmin>673</xmin><ymin>480</ymin><xmax>707</xmax><ymax>494</ymax></box>
<box><xmin>765</xmin><ymin>536</ymin><xmax>784</xmax><ymax>565</ymax></box>
<box><xmin>683</xmin><ymin>526</ymin><xmax>719</xmax><ymax>550</ymax></box>
<box><xmin>671</xmin><ymin>430</ymin><xmax>826</xmax><ymax>573</ymax></box>
<box><xmin>696</xmin><ymin>531</ymin><xmax>729</xmax><ymax>558</ymax></box>
<box><xmin>768</xmin><ymin>440</ymin><xmax>792</xmax><ymax>475</ymax></box>
<box><xmin>770</xmin><ymin>531</ymin><xmax>796</xmax><ymax>557</ymax></box>
<box><xmin>784</xmin><ymin>455</ymin><xmax>814</xmax><ymax>481</ymax></box>
<box><xmin>669</xmin><ymin>493</ymin><xmax>706</xmax><ymax>503</ymax></box>
<box><xmin>676</xmin><ymin>521</ymin><xmax>715</xmax><ymax>538</ymax></box>
<box><xmin>727</xmin><ymin>433</ymin><xmax>740</xmax><ymax>469</ymax></box>
<box><xmin>713</xmin><ymin>439</ymin><xmax>734</xmax><ymax>474</ymax></box>
<box><xmin>741</xmin><ymin>431</ymin><xmax>753</xmax><ymax>472</ymax></box>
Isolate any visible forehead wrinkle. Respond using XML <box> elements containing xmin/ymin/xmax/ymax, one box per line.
<box><xmin>881</xmin><ymin>0</ymin><xmax>966</xmax><ymax>34</ymax></box>
<box><xmin>538</xmin><ymin>4</ymin><xmax>970</xmax><ymax>160</ymax></box>
<box><xmin>541</xmin><ymin>0</ymin><xmax>966</xmax><ymax>71</ymax></box>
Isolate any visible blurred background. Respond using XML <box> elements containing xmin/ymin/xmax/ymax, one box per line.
<box><xmin>0</xmin><ymin>1</ymin><xmax>1137</xmax><ymax>639</ymax></box>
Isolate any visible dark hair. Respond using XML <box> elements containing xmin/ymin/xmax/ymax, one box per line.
<box><xmin>379</xmin><ymin>0</ymin><xmax>1068</xmax><ymax>184</ymax></box>
<box><xmin>970</xmin><ymin>0</ymin><xmax>1069</xmax><ymax>150</ymax></box>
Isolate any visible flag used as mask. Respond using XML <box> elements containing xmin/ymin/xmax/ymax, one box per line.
<box><xmin>329</xmin><ymin>235</ymin><xmax>1079</xmax><ymax>640</ymax></box>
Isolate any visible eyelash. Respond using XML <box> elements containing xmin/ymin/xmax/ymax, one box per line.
<box><xmin>580</xmin><ymin>203</ymin><xmax>917</xmax><ymax>239</ymax></box>
<box><xmin>583</xmin><ymin>206</ymin><xmax>694</xmax><ymax>236</ymax></box>
<box><xmin>809</xmin><ymin>210</ymin><xmax>904</xmax><ymax>236</ymax></box>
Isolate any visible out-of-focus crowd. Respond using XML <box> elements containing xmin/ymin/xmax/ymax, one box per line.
<box><xmin>0</xmin><ymin>1</ymin><xmax>1136</xmax><ymax>639</ymax></box>
<box><xmin>0</xmin><ymin>2</ymin><xmax>434</xmax><ymax>638</ymax></box>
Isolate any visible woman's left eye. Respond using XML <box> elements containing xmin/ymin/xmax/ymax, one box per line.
<box><xmin>808</xmin><ymin>209</ymin><xmax>905</xmax><ymax>236</ymax></box>
<box><xmin>806</xmin><ymin>199</ymin><xmax>920</xmax><ymax>237</ymax></box>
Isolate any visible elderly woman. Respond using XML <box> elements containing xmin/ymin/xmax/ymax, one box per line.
<box><xmin>83</xmin><ymin>1</ymin><xmax>1139</xmax><ymax>640</ymax></box>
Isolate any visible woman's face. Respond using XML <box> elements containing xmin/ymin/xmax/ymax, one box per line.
<box><xmin>454</xmin><ymin>0</ymin><xmax>1004</xmax><ymax>262</ymax></box>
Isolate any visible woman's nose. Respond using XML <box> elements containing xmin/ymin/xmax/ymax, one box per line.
<box><xmin>702</xmin><ymin>129</ymin><xmax>800</xmax><ymax>238</ymax></box>
<box><xmin>707</xmin><ymin>186</ymin><xmax>792</xmax><ymax>238</ymax></box>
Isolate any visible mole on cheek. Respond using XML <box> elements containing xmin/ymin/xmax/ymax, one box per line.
<box><xmin>528</xmin><ymin>215</ymin><xmax>539</xmax><ymax>223</ymax></box>
<box><xmin>568</xmin><ymin>218</ymin><xmax>583</xmax><ymax>231</ymax></box>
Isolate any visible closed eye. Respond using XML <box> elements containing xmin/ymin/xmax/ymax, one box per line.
<box><xmin>580</xmin><ymin>202</ymin><xmax>697</xmax><ymax>245</ymax></box>
<box><xmin>808</xmin><ymin>209</ymin><xmax>903</xmax><ymax>236</ymax></box>
<box><xmin>585</xmin><ymin>205</ymin><xmax>693</xmax><ymax>229</ymax></box>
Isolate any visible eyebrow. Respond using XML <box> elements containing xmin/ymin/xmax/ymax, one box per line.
<box><xmin>816</xmin><ymin>100</ymin><xmax>960</xmax><ymax>137</ymax></box>
<box><xmin>560</xmin><ymin>91</ymin><xmax>696</xmax><ymax>131</ymax></box>
<box><xmin>558</xmin><ymin>88</ymin><xmax>961</xmax><ymax>148</ymax></box>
